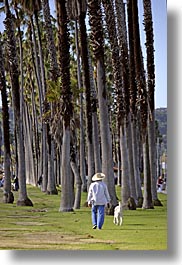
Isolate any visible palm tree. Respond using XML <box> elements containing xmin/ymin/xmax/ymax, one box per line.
<box><xmin>102</xmin><ymin>0</ymin><xmax>131</xmax><ymax>209</ymax></box>
<box><xmin>14</xmin><ymin>4</ymin><xmax>38</xmax><ymax>186</ymax></box>
<box><xmin>67</xmin><ymin>0</ymin><xmax>96</xmax><ymax>190</ymax></box>
<box><xmin>0</xmin><ymin>34</ymin><xmax>14</xmax><ymax>203</ymax></box>
<box><xmin>88</xmin><ymin>0</ymin><xmax>118</xmax><ymax>211</ymax></box>
<box><xmin>15</xmin><ymin>0</ymin><xmax>50</xmax><ymax>193</ymax></box>
<box><xmin>41</xmin><ymin>0</ymin><xmax>59</xmax><ymax>195</ymax></box>
<box><xmin>77</xmin><ymin>2</ymin><xmax>95</xmax><ymax>189</ymax></box>
<box><xmin>41</xmin><ymin>0</ymin><xmax>59</xmax><ymax>81</ymax></box>
<box><xmin>125</xmin><ymin>0</ymin><xmax>143</xmax><ymax>206</ymax></box>
<box><xmin>88</xmin><ymin>52</ymin><xmax>102</xmax><ymax>174</ymax></box>
<box><xmin>4</xmin><ymin>0</ymin><xmax>33</xmax><ymax>206</ymax></box>
<box><xmin>72</xmin><ymin>18</ymin><xmax>87</xmax><ymax>194</ymax></box>
<box><xmin>143</xmin><ymin>0</ymin><xmax>162</xmax><ymax>206</ymax></box>
<box><xmin>131</xmin><ymin>0</ymin><xmax>153</xmax><ymax>209</ymax></box>
<box><xmin>56</xmin><ymin>0</ymin><xmax>74</xmax><ymax>212</ymax></box>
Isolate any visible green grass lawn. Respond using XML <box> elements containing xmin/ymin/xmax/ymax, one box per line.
<box><xmin>0</xmin><ymin>185</ymin><xmax>167</xmax><ymax>250</ymax></box>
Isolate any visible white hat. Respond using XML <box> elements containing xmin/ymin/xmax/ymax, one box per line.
<box><xmin>92</xmin><ymin>172</ymin><xmax>105</xmax><ymax>181</ymax></box>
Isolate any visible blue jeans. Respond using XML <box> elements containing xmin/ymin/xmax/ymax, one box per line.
<box><xmin>91</xmin><ymin>205</ymin><xmax>105</xmax><ymax>229</ymax></box>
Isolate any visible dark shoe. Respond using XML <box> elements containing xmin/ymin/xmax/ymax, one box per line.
<box><xmin>92</xmin><ymin>225</ymin><xmax>97</xmax><ymax>229</ymax></box>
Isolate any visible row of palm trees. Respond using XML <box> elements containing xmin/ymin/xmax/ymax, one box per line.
<box><xmin>0</xmin><ymin>0</ymin><xmax>163</xmax><ymax>212</ymax></box>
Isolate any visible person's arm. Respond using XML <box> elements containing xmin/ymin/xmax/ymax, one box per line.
<box><xmin>87</xmin><ymin>184</ymin><xmax>93</xmax><ymax>207</ymax></box>
<box><xmin>104</xmin><ymin>184</ymin><xmax>111</xmax><ymax>204</ymax></box>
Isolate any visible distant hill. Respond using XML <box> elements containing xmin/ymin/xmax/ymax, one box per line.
<box><xmin>155</xmin><ymin>107</ymin><xmax>167</xmax><ymax>151</ymax></box>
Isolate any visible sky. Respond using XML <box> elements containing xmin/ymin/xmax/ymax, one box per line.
<box><xmin>0</xmin><ymin>0</ymin><xmax>167</xmax><ymax>109</ymax></box>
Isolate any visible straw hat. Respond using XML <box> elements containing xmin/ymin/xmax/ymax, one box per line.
<box><xmin>92</xmin><ymin>172</ymin><xmax>105</xmax><ymax>181</ymax></box>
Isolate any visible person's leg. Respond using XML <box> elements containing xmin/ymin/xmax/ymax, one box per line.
<box><xmin>97</xmin><ymin>205</ymin><xmax>105</xmax><ymax>229</ymax></box>
<box><xmin>91</xmin><ymin>205</ymin><xmax>97</xmax><ymax>228</ymax></box>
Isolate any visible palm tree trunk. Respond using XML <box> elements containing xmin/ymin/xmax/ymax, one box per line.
<box><xmin>74</xmin><ymin>20</ymin><xmax>87</xmax><ymax>192</ymax></box>
<box><xmin>142</xmin><ymin>134</ymin><xmax>154</xmax><ymax>209</ymax></box>
<box><xmin>59</xmin><ymin>125</ymin><xmax>74</xmax><ymax>212</ymax></box>
<box><xmin>88</xmin><ymin>0</ymin><xmax>118</xmax><ymax>210</ymax></box>
<box><xmin>88</xmin><ymin>54</ymin><xmax>102</xmax><ymax>173</ymax></box>
<box><xmin>56</xmin><ymin>0</ymin><xmax>74</xmax><ymax>212</ymax></box>
<box><xmin>143</xmin><ymin>0</ymin><xmax>162</xmax><ymax>206</ymax></box>
<box><xmin>120</xmin><ymin>125</ymin><xmax>130</xmax><ymax>208</ymax></box>
<box><xmin>70</xmin><ymin>142</ymin><xmax>82</xmax><ymax>209</ymax></box>
<box><xmin>78</xmin><ymin>11</ymin><xmax>95</xmax><ymax>188</ymax></box>
<box><xmin>126</xmin><ymin>114</ymin><xmax>137</xmax><ymax>204</ymax></box>
<box><xmin>130</xmin><ymin>0</ymin><xmax>153</xmax><ymax>209</ymax></box>
<box><xmin>24</xmin><ymin>103</ymin><xmax>36</xmax><ymax>185</ymax></box>
<box><xmin>34</xmin><ymin>11</ymin><xmax>49</xmax><ymax>193</ymax></box>
<box><xmin>29</xmin><ymin>16</ymin><xmax>46</xmax><ymax>187</ymax></box>
<box><xmin>71</xmin><ymin>159</ymin><xmax>82</xmax><ymax>209</ymax></box>
<box><xmin>31</xmin><ymin>80</ymin><xmax>40</xmax><ymax>182</ymax></box>
<box><xmin>42</xmin><ymin>0</ymin><xmax>60</xmax><ymax>194</ymax></box>
<box><xmin>47</xmin><ymin>126</ymin><xmax>58</xmax><ymax>194</ymax></box>
<box><xmin>4</xmin><ymin>0</ymin><xmax>33</xmax><ymax>206</ymax></box>
<box><xmin>0</xmin><ymin>36</ymin><xmax>14</xmax><ymax>203</ymax></box>
<box><xmin>112</xmin><ymin>0</ymin><xmax>137</xmax><ymax>208</ymax></box>
<box><xmin>126</xmin><ymin>0</ymin><xmax>143</xmax><ymax>206</ymax></box>
<box><xmin>79</xmin><ymin>91</ymin><xmax>87</xmax><ymax>191</ymax></box>
<box><xmin>131</xmin><ymin>119</ymin><xmax>143</xmax><ymax>206</ymax></box>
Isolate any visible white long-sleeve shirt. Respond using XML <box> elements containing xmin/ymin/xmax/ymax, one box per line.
<box><xmin>87</xmin><ymin>181</ymin><xmax>111</xmax><ymax>206</ymax></box>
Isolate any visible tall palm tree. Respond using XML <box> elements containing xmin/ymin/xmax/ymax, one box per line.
<box><xmin>102</xmin><ymin>0</ymin><xmax>132</xmax><ymax>209</ymax></box>
<box><xmin>15</xmin><ymin>0</ymin><xmax>50</xmax><ymax>193</ymax></box>
<box><xmin>0</xmin><ymin>34</ymin><xmax>14</xmax><ymax>203</ymax></box>
<box><xmin>14</xmin><ymin>4</ymin><xmax>37</xmax><ymax>186</ymax></box>
<box><xmin>41</xmin><ymin>0</ymin><xmax>59</xmax><ymax>195</ymax></box>
<box><xmin>131</xmin><ymin>0</ymin><xmax>153</xmax><ymax>209</ymax></box>
<box><xmin>125</xmin><ymin>0</ymin><xmax>143</xmax><ymax>206</ymax></box>
<box><xmin>143</xmin><ymin>0</ymin><xmax>162</xmax><ymax>206</ymax></box>
<box><xmin>56</xmin><ymin>0</ymin><xmax>74</xmax><ymax>212</ymax></box>
<box><xmin>13</xmin><ymin>0</ymin><xmax>48</xmax><ymax>191</ymax></box>
<box><xmin>88</xmin><ymin>0</ymin><xmax>118</xmax><ymax>210</ymax></box>
<box><xmin>77</xmin><ymin>2</ymin><xmax>95</xmax><ymax>189</ymax></box>
<box><xmin>88</xmin><ymin>50</ymin><xmax>102</xmax><ymax>174</ymax></box>
<box><xmin>4</xmin><ymin>0</ymin><xmax>33</xmax><ymax>206</ymax></box>
<box><xmin>67</xmin><ymin>0</ymin><xmax>95</xmax><ymax>190</ymax></box>
<box><xmin>41</xmin><ymin>0</ymin><xmax>59</xmax><ymax>81</ymax></box>
<box><xmin>33</xmin><ymin>5</ymin><xmax>49</xmax><ymax>193</ymax></box>
<box><xmin>73</xmin><ymin>18</ymin><xmax>87</xmax><ymax>194</ymax></box>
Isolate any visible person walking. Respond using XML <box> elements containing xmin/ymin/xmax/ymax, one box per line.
<box><xmin>87</xmin><ymin>172</ymin><xmax>111</xmax><ymax>230</ymax></box>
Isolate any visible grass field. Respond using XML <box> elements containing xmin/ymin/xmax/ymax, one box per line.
<box><xmin>0</xmin><ymin>185</ymin><xmax>167</xmax><ymax>250</ymax></box>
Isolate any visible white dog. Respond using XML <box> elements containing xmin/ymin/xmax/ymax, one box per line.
<box><xmin>113</xmin><ymin>201</ymin><xmax>123</xmax><ymax>226</ymax></box>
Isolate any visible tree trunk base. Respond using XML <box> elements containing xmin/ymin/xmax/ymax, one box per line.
<box><xmin>142</xmin><ymin>203</ymin><xmax>154</xmax><ymax>209</ymax></box>
<box><xmin>59</xmin><ymin>208</ymin><xmax>74</xmax><ymax>212</ymax></box>
<box><xmin>153</xmin><ymin>199</ymin><xmax>163</xmax><ymax>206</ymax></box>
<box><xmin>122</xmin><ymin>197</ymin><xmax>137</xmax><ymax>210</ymax></box>
<box><xmin>136</xmin><ymin>197</ymin><xmax>143</xmax><ymax>208</ymax></box>
<box><xmin>82</xmin><ymin>185</ymin><xmax>87</xmax><ymax>192</ymax></box>
<box><xmin>3</xmin><ymin>191</ymin><xmax>14</xmax><ymax>203</ymax></box>
<box><xmin>105</xmin><ymin>205</ymin><xmax>115</xmax><ymax>215</ymax></box>
<box><xmin>127</xmin><ymin>197</ymin><xmax>136</xmax><ymax>210</ymax></box>
<box><xmin>46</xmin><ymin>189</ymin><xmax>58</xmax><ymax>195</ymax></box>
<box><xmin>17</xmin><ymin>197</ymin><xmax>33</xmax><ymax>206</ymax></box>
